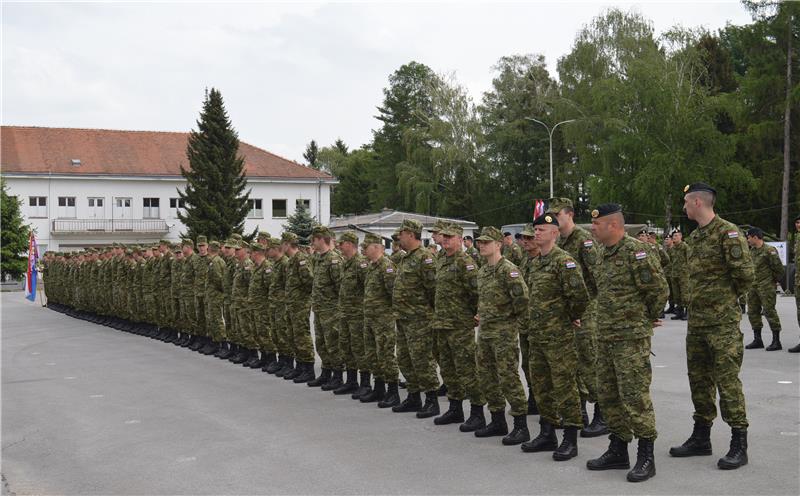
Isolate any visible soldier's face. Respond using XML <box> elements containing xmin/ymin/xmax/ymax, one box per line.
<box><xmin>673</xmin><ymin>232</ymin><xmax>682</xmax><ymax>243</ymax></box>
<box><xmin>198</xmin><ymin>244</ymin><xmax>208</xmax><ymax>255</ymax></box>
<box><xmin>441</xmin><ymin>234</ymin><xmax>461</xmax><ymax>255</ymax></box>
<box><xmin>555</xmin><ymin>209</ymin><xmax>571</xmax><ymax>228</ymax></box>
<box><xmin>795</xmin><ymin>219</ymin><xmax>800</xmax><ymax>232</ymax></box>
<box><xmin>684</xmin><ymin>194</ymin><xmax>700</xmax><ymax>220</ymax></box>
<box><xmin>397</xmin><ymin>230</ymin><xmax>415</xmax><ymax>250</ymax></box>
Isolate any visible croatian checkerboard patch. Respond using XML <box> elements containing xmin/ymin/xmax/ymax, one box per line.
<box><xmin>635</xmin><ymin>251</ymin><xmax>647</xmax><ymax>260</ymax></box>
<box><xmin>583</xmin><ymin>240</ymin><xmax>594</xmax><ymax>248</ymax></box>
<box><xmin>510</xmin><ymin>271</ymin><xmax>520</xmax><ymax>278</ymax></box>
<box><xmin>727</xmin><ymin>230</ymin><xmax>739</xmax><ymax>238</ymax></box>
<box><xmin>565</xmin><ymin>261</ymin><xmax>577</xmax><ymax>269</ymax></box>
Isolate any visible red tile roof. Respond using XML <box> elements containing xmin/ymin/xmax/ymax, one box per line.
<box><xmin>0</xmin><ymin>126</ymin><xmax>333</xmax><ymax>180</ymax></box>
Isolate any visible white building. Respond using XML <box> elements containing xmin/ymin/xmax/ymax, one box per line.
<box><xmin>1</xmin><ymin>126</ymin><xmax>336</xmax><ymax>252</ymax></box>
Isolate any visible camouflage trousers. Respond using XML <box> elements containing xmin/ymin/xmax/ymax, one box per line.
<box><xmin>236</xmin><ymin>305</ymin><xmax>253</xmax><ymax>348</ymax></box>
<box><xmin>477</xmin><ymin>324</ymin><xmax>526</xmax><ymax>416</ymax></box>
<box><xmin>228</xmin><ymin>302</ymin><xmax>240</xmax><ymax>343</ymax></box>
<box><xmin>222</xmin><ymin>300</ymin><xmax>232</xmax><ymax>337</ymax></box>
<box><xmin>436</xmin><ymin>327</ymin><xmax>484</xmax><ymax>405</ymax></box>
<box><xmin>287</xmin><ymin>303</ymin><xmax>315</xmax><ymax>363</ymax></box>
<box><xmin>673</xmin><ymin>275</ymin><xmax>689</xmax><ymax>307</ymax></box>
<box><xmin>144</xmin><ymin>294</ymin><xmax>157</xmax><ymax>324</ymax></box>
<box><xmin>396</xmin><ymin>318</ymin><xmax>439</xmax><ymax>393</ymax></box>
<box><xmin>519</xmin><ymin>330</ymin><xmax>531</xmax><ymax>387</ymax></box>
<box><xmin>597</xmin><ymin>337</ymin><xmax>657</xmax><ymax>442</ymax></box>
<box><xmin>171</xmin><ymin>297</ymin><xmax>181</xmax><ymax>328</ymax></box>
<box><xmin>195</xmin><ymin>295</ymin><xmax>207</xmax><ymax>336</ymax></box>
<box><xmin>180</xmin><ymin>296</ymin><xmax>196</xmax><ymax>333</ymax></box>
<box><xmin>253</xmin><ymin>307</ymin><xmax>275</xmax><ymax>352</ymax></box>
<box><xmin>530</xmin><ymin>334</ymin><xmax>582</xmax><ymax>428</ymax></box>
<box><xmin>271</xmin><ymin>305</ymin><xmax>290</xmax><ymax>356</ymax></box>
<box><xmin>364</xmin><ymin>318</ymin><xmax>399</xmax><ymax>382</ymax></box>
<box><xmin>747</xmin><ymin>287</ymin><xmax>782</xmax><ymax>333</ymax></box>
<box><xmin>205</xmin><ymin>292</ymin><xmax>225</xmax><ymax>342</ymax></box>
<box><xmin>575</xmin><ymin>299</ymin><xmax>599</xmax><ymax>404</ymax></box>
<box><xmin>339</xmin><ymin>316</ymin><xmax>366</xmax><ymax>371</ymax></box>
<box><xmin>314</xmin><ymin>308</ymin><xmax>342</xmax><ymax>370</ymax></box>
<box><xmin>686</xmin><ymin>324</ymin><xmax>748</xmax><ymax>429</ymax></box>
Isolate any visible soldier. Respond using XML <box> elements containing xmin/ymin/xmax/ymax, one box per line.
<box><xmin>170</xmin><ymin>243</ymin><xmax>184</xmax><ymax>344</ymax></box>
<box><xmin>520</xmin><ymin>214</ymin><xmax>588</xmax><ymax>461</ymax></box>
<box><xmin>391</xmin><ymin>219</ymin><xmax>440</xmax><ymax>418</ymax></box>
<box><xmin>194</xmin><ymin>236</ymin><xmax>213</xmax><ymax>353</ymax></box>
<box><xmin>670</xmin><ymin>229</ymin><xmax>690</xmax><ymax>321</ymax></box>
<box><xmin>390</xmin><ymin>230</ymin><xmax>406</xmax><ymax>265</ymax></box>
<box><xmin>310</xmin><ymin>226</ymin><xmax>344</xmax><ymax>388</ymax></box>
<box><xmin>245</xmin><ymin>242</ymin><xmax>276</xmax><ymax>369</ymax></box>
<box><xmin>792</xmin><ymin>214</ymin><xmax>800</xmax><ymax>353</ymax></box>
<box><xmin>518</xmin><ymin>223</ymin><xmax>540</xmax><ymax>415</ymax></box>
<box><xmin>744</xmin><ymin>227</ymin><xmax>784</xmax><ymax>351</ymax></box>
<box><xmin>203</xmin><ymin>241</ymin><xmax>227</xmax><ymax>356</ymax></box>
<box><xmin>586</xmin><ymin>204</ymin><xmax>668</xmax><ymax>482</ymax></box>
<box><xmin>230</xmin><ymin>241</ymin><xmax>254</xmax><ymax>364</ymax></box>
<box><xmin>360</xmin><ymin>233</ymin><xmax>401</xmax><ymax>407</ymax></box>
<box><xmin>502</xmin><ymin>231</ymin><xmax>524</xmax><ymax>267</ymax></box>
<box><xmin>473</xmin><ymin>226</ymin><xmax>530</xmax><ymax>445</ymax></box>
<box><xmin>177</xmin><ymin>239</ymin><xmax>198</xmax><ymax>348</ymax></box>
<box><xmin>336</xmin><ymin>231</ymin><xmax>370</xmax><ymax>398</ymax></box>
<box><xmin>266</xmin><ymin>239</ymin><xmax>292</xmax><ymax>375</ymax></box>
<box><xmin>430</xmin><ymin>223</ymin><xmax>485</xmax><ymax>431</ymax></box>
<box><xmin>218</xmin><ymin>239</ymin><xmax>239</xmax><ymax>359</ymax></box>
<box><xmin>463</xmin><ymin>235</ymin><xmax>481</xmax><ymax>267</ymax></box>
<box><xmin>548</xmin><ymin>197</ymin><xmax>606</xmax><ymax>436</ymax></box>
<box><xmin>669</xmin><ymin>183</ymin><xmax>754</xmax><ymax>471</ymax></box>
<box><xmin>282</xmin><ymin>232</ymin><xmax>316</xmax><ymax>382</ymax></box>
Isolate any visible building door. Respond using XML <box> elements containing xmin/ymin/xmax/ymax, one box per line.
<box><xmin>114</xmin><ymin>197</ymin><xmax>131</xmax><ymax>219</ymax></box>
<box><xmin>88</xmin><ymin>197</ymin><xmax>105</xmax><ymax>219</ymax></box>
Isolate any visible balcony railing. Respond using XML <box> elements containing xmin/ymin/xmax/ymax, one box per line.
<box><xmin>52</xmin><ymin>218</ymin><xmax>169</xmax><ymax>234</ymax></box>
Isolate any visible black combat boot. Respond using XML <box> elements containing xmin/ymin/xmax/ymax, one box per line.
<box><xmin>670</xmin><ymin>306</ymin><xmax>684</xmax><ymax>320</ymax></box>
<box><xmin>553</xmin><ymin>426</ymin><xmax>579</xmax><ymax>461</ymax></box>
<box><xmin>189</xmin><ymin>336</ymin><xmax>206</xmax><ymax>351</ymax></box>
<box><xmin>527</xmin><ymin>388</ymin><xmax>539</xmax><ymax>415</ymax></box>
<box><xmin>248</xmin><ymin>351</ymin><xmax>268</xmax><ymax>368</ymax></box>
<box><xmin>665</xmin><ymin>302</ymin><xmax>676</xmax><ymax>314</ymax></box>
<box><xmin>437</xmin><ymin>384</ymin><xmax>448</xmax><ymax>397</ymax></box>
<box><xmin>362</xmin><ymin>379</ymin><xmax>385</xmax><ymax>403</ymax></box>
<box><xmin>378</xmin><ymin>382</ymin><xmax>400</xmax><ymax>408</ymax></box>
<box><xmin>416</xmin><ymin>391</ymin><xmax>440</xmax><ymax>419</ymax></box>
<box><xmin>521</xmin><ymin>420</ymin><xmax>558</xmax><ymax>452</ymax></box>
<box><xmin>680</xmin><ymin>306</ymin><xmax>688</xmax><ymax>320</ymax></box>
<box><xmin>627</xmin><ymin>438</ymin><xmax>656</xmax><ymax>482</ymax></box>
<box><xmin>307</xmin><ymin>368</ymin><xmax>331</xmax><ymax>387</ymax></box>
<box><xmin>294</xmin><ymin>362</ymin><xmax>316</xmax><ymax>383</ymax></box>
<box><xmin>581</xmin><ymin>403</ymin><xmax>608</xmax><ymax>437</ymax></box>
<box><xmin>766</xmin><ymin>331</ymin><xmax>782</xmax><ymax>351</ymax></box>
<box><xmin>229</xmin><ymin>347</ymin><xmax>247</xmax><ymax>364</ymax></box>
<box><xmin>352</xmin><ymin>371</ymin><xmax>371</xmax><ymax>400</ymax></box>
<box><xmin>203</xmin><ymin>341</ymin><xmax>220</xmax><ymax>356</ymax></box>
<box><xmin>333</xmin><ymin>369</ymin><xmax>359</xmax><ymax>395</ymax></box>
<box><xmin>745</xmin><ymin>329</ymin><xmax>764</xmax><ymax>349</ymax></box>
<box><xmin>275</xmin><ymin>357</ymin><xmax>294</xmax><ymax>377</ymax></box>
<box><xmin>669</xmin><ymin>423</ymin><xmax>712</xmax><ymax>457</ymax></box>
<box><xmin>434</xmin><ymin>399</ymin><xmax>464</xmax><ymax>425</ymax></box>
<box><xmin>580</xmin><ymin>399</ymin><xmax>590</xmax><ymax>428</ymax></box>
<box><xmin>460</xmin><ymin>404</ymin><xmax>486</xmax><ymax>432</ymax></box>
<box><xmin>392</xmin><ymin>391</ymin><xmax>422</xmax><ymax>413</ymax></box>
<box><xmin>219</xmin><ymin>343</ymin><xmax>235</xmax><ymax>359</ymax></box>
<box><xmin>283</xmin><ymin>361</ymin><xmax>302</xmax><ymax>380</ymax></box>
<box><xmin>266</xmin><ymin>354</ymin><xmax>284</xmax><ymax>373</ymax></box>
<box><xmin>475</xmin><ymin>410</ymin><xmax>508</xmax><ymax>438</ymax></box>
<box><xmin>717</xmin><ymin>428</ymin><xmax>748</xmax><ymax>470</ymax></box>
<box><xmin>260</xmin><ymin>352</ymin><xmax>278</xmax><ymax>372</ymax></box>
<box><xmin>789</xmin><ymin>342</ymin><xmax>800</xmax><ymax>353</ymax></box>
<box><xmin>502</xmin><ymin>415</ymin><xmax>530</xmax><ymax>445</ymax></box>
<box><xmin>587</xmin><ymin>434</ymin><xmax>631</xmax><ymax>470</ymax></box>
<box><xmin>214</xmin><ymin>342</ymin><xmax>228</xmax><ymax>358</ymax></box>
<box><xmin>322</xmin><ymin>370</ymin><xmax>344</xmax><ymax>391</ymax></box>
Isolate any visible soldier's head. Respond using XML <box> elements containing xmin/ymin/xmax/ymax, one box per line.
<box><xmin>311</xmin><ymin>226</ymin><xmax>334</xmax><ymax>253</ymax></box>
<box><xmin>533</xmin><ymin>214</ymin><xmax>559</xmax><ymax>251</ymax></box>
<box><xmin>235</xmin><ymin>240</ymin><xmax>250</xmax><ymax>260</ymax></box>
<box><xmin>746</xmin><ymin>227</ymin><xmax>764</xmax><ymax>248</ymax></box>
<box><xmin>397</xmin><ymin>219</ymin><xmax>423</xmax><ymax>251</ymax></box>
<box><xmin>665</xmin><ymin>236</ymin><xmax>674</xmax><ymax>248</ymax></box>
<box><xmin>590</xmin><ymin>204</ymin><xmax>625</xmax><ymax>247</ymax></box>
<box><xmin>181</xmin><ymin>239</ymin><xmax>194</xmax><ymax>256</ymax></box>
<box><xmin>159</xmin><ymin>239</ymin><xmax>170</xmax><ymax>254</ymax></box>
<box><xmin>795</xmin><ymin>214</ymin><xmax>800</xmax><ymax>233</ymax></box>
<box><xmin>251</xmin><ymin>244</ymin><xmax>266</xmax><ymax>263</ymax></box>
<box><xmin>338</xmin><ymin>231</ymin><xmax>359</xmax><ymax>259</ymax></box>
<box><xmin>463</xmin><ymin>235</ymin><xmax>474</xmax><ymax>248</ymax></box>
<box><xmin>208</xmin><ymin>241</ymin><xmax>220</xmax><ymax>255</ymax></box>
<box><xmin>196</xmin><ymin>236</ymin><xmax>208</xmax><ymax>255</ymax></box>
<box><xmin>476</xmin><ymin>226</ymin><xmax>503</xmax><ymax>258</ymax></box>
<box><xmin>430</xmin><ymin>220</ymin><xmax>446</xmax><ymax>245</ymax></box>
<box><xmin>363</xmin><ymin>233</ymin><xmax>384</xmax><ymax>262</ymax></box>
<box><xmin>280</xmin><ymin>232</ymin><xmax>300</xmax><ymax>255</ymax></box>
<box><xmin>683</xmin><ymin>183</ymin><xmax>716</xmax><ymax>222</ymax></box>
<box><xmin>502</xmin><ymin>231</ymin><xmax>514</xmax><ymax>246</ymax></box>
<box><xmin>520</xmin><ymin>224</ymin><xmax>539</xmax><ymax>256</ymax></box>
<box><xmin>636</xmin><ymin>228</ymin><xmax>649</xmax><ymax>243</ymax></box>
<box><xmin>672</xmin><ymin>229</ymin><xmax>683</xmax><ymax>244</ymax></box>
<box><xmin>547</xmin><ymin>197</ymin><xmax>575</xmax><ymax>234</ymax></box>
<box><xmin>440</xmin><ymin>224</ymin><xmax>464</xmax><ymax>256</ymax></box>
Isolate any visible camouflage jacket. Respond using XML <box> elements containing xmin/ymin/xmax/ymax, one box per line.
<box><xmin>749</xmin><ymin>243</ymin><xmax>784</xmax><ymax>289</ymax></box>
<box><xmin>170</xmin><ymin>257</ymin><xmax>183</xmax><ymax>300</ymax></box>
<box><xmin>502</xmin><ymin>242</ymin><xmax>524</xmax><ymax>267</ymax></box>
<box><xmin>339</xmin><ymin>254</ymin><xmax>369</xmax><ymax>319</ymax></box>
<box><xmin>269</xmin><ymin>255</ymin><xmax>289</xmax><ymax>309</ymax></box>
<box><xmin>477</xmin><ymin>257</ymin><xmax>529</xmax><ymax>332</ymax></box>
<box><xmin>232</xmin><ymin>258</ymin><xmax>254</xmax><ymax>304</ymax></box>
<box><xmin>248</xmin><ymin>259</ymin><xmax>272</xmax><ymax>311</ymax></box>
<box><xmin>557</xmin><ymin>225</ymin><xmax>599</xmax><ymax>296</ymax></box>
<box><xmin>595</xmin><ymin>235</ymin><xmax>668</xmax><ymax>340</ymax></box>
<box><xmin>180</xmin><ymin>253</ymin><xmax>197</xmax><ymax>297</ymax></box>
<box><xmin>364</xmin><ymin>256</ymin><xmax>396</xmax><ymax>320</ymax></box>
<box><xmin>432</xmin><ymin>250</ymin><xmax>479</xmax><ymax>330</ymax></box>
<box><xmin>687</xmin><ymin>216</ymin><xmax>754</xmax><ymax>328</ymax></box>
<box><xmin>285</xmin><ymin>251</ymin><xmax>313</xmax><ymax>307</ymax></box>
<box><xmin>223</xmin><ymin>255</ymin><xmax>236</xmax><ymax>303</ymax></box>
<box><xmin>392</xmin><ymin>245</ymin><xmax>436</xmax><ymax>321</ymax></box>
<box><xmin>193</xmin><ymin>254</ymin><xmax>209</xmax><ymax>296</ymax></box>
<box><xmin>669</xmin><ymin>242</ymin><xmax>689</xmax><ymax>278</ymax></box>
<box><xmin>527</xmin><ymin>246</ymin><xmax>588</xmax><ymax>341</ymax></box>
<box><xmin>205</xmin><ymin>254</ymin><xmax>226</xmax><ymax>297</ymax></box>
<box><xmin>311</xmin><ymin>249</ymin><xmax>342</xmax><ymax>312</ymax></box>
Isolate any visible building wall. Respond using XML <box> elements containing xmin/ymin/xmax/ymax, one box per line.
<box><xmin>4</xmin><ymin>174</ymin><xmax>332</xmax><ymax>251</ymax></box>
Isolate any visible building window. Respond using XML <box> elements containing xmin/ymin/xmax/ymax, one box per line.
<box><xmin>296</xmin><ymin>198</ymin><xmax>311</xmax><ymax>211</ymax></box>
<box><xmin>28</xmin><ymin>196</ymin><xmax>47</xmax><ymax>218</ymax></box>
<box><xmin>87</xmin><ymin>197</ymin><xmax>105</xmax><ymax>219</ymax></box>
<box><xmin>169</xmin><ymin>197</ymin><xmax>186</xmax><ymax>217</ymax></box>
<box><xmin>57</xmin><ymin>196</ymin><xmax>76</xmax><ymax>218</ymax></box>
<box><xmin>272</xmin><ymin>199</ymin><xmax>287</xmax><ymax>218</ymax></box>
<box><xmin>143</xmin><ymin>198</ymin><xmax>160</xmax><ymax>219</ymax></box>
<box><xmin>248</xmin><ymin>198</ymin><xmax>263</xmax><ymax>218</ymax></box>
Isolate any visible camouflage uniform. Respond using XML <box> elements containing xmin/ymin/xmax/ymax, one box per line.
<box><xmin>248</xmin><ymin>249</ymin><xmax>275</xmax><ymax>352</ymax></box>
<box><xmin>502</xmin><ymin>241</ymin><xmax>524</xmax><ymax>267</ymax></box>
<box><xmin>527</xmin><ymin>245</ymin><xmax>589</xmax><ymax>428</ymax></box>
<box><xmin>686</xmin><ymin>215</ymin><xmax>753</xmax><ymax>429</ymax></box>
<box><xmin>270</xmin><ymin>253</ymin><xmax>291</xmax><ymax>358</ymax></box>
<box><xmin>595</xmin><ymin>233</ymin><xmax>668</xmax><ymax>442</ymax></box>
<box><xmin>670</xmin><ymin>240</ymin><xmax>690</xmax><ymax>308</ymax></box>
<box><xmin>311</xmin><ymin>246</ymin><xmax>343</xmax><ymax>371</ymax></box>
<box><xmin>746</xmin><ymin>243</ymin><xmax>784</xmax><ymax>334</ymax></box>
<box><xmin>193</xmin><ymin>243</ymin><xmax>210</xmax><ymax>337</ymax></box>
<box><xmin>180</xmin><ymin>244</ymin><xmax>198</xmax><ymax>335</ymax></box>
<box><xmin>232</xmin><ymin>249</ymin><xmax>254</xmax><ymax>348</ymax></box>
<box><xmin>338</xmin><ymin>244</ymin><xmax>369</xmax><ymax>372</ymax></box>
<box><xmin>285</xmin><ymin>240</ymin><xmax>315</xmax><ymax>363</ymax></box>
<box><xmin>205</xmin><ymin>248</ymin><xmax>227</xmax><ymax>343</ymax></box>
<box><xmin>364</xmin><ymin>253</ymin><xmax>399</xmax><ymax>382</ymax></box>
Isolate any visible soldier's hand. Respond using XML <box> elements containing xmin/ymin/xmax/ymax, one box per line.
<box><xmin>653</xmin><ymin>319</ymin><xmax>663</xmax><ymax>328</ymax></box>
<box><xmin>572</xmin><ymin>319</ymin><xmax>581</xmax><ymax>327</ymax></box>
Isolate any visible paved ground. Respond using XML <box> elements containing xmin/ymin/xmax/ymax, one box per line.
<box><xmin>2</xmin><ymin>292</ymin><xmax>799</xmax><ymax>495</ymax></box>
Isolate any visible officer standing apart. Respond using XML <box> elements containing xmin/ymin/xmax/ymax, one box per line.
<box><xmin>669</xmin><ymin>183</ymin><xmax>754</xmax><ymax>470</ymax></box>
<box><xmin>586</xmin><ymin>204</ymin><xmax>668</xmax><ymax>483</ymax></box>
<box><xmin>744</xmin><ymin>227</ymin><xmax>784</xmax><ymax>351</ymax></box>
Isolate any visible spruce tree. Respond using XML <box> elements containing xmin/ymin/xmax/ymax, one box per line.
<box><xmin>1</xmin><ymin>177</ymin><xmax>31</xmax><ymax>280</ymax></box>
<box><xmin>178</xmin><ymin>88</ymin><xmax>250</xmax><ymax>241</ymax></box>
<box><xmin>282</xmin><ymin>203</ymin><xmax>316</xmax><ymax>245</ymax></box>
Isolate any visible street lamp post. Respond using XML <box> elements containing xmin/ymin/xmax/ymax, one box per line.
<box><xmin>526</xmin><ymin>117</ymin><xmax>577</xmax><ymax>198</ymax></box>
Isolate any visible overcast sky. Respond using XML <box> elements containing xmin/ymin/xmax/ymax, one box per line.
<box><xmin>2</xmin><ymin>1</ymin><xmax>752</xmax><ymax>164</ymax></box>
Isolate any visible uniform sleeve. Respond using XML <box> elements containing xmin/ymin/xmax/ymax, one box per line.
<box><xmin>383</xmin><ymin>261</ymin><xmax>397</xmax><ymax>293</ymax></box>
<box><xmin>506</xmin><ymin>266</ymin><xmax>529</xmax><ymax>322</ymax></box>
<box><xmin>462</xmin><ymin>256</ymin><xmax>479</xmax><ymax>315</ymax></box>
<box><xmin>329</xmin><ymin>258</ymin><xmax>343</xmax><ymax>296</ymax></box>
<box><xmin>579</xmin><ymin>242</ymin><xmax>599</xmax><ymax>292</ymax></box>
<box><xmin>299</xmin><ymin>258</ymin><xmax>314</xmax><ymax>286</ymax></box>
<box><xmin>421</xmin><ymin>255</ymin><xmax>436</xmax><ymax>307</ymax></box>
<box><xmin>768</xmin><ymin>247</ymin><xmax>785</xmax><ymax>283</ymax></box>
<box><xmin>632</xmin><ymin>249</ymin><xmax>669</xmax><ymax>320</ymax></box>
<box><xmin>722</xmin><ymin>231</ymin><xmax>754</xmax><ymax>297</ymax></box>
<box><xmin>559</xmin><ymin>257</ymin><xmax>589</xmax><ymax>321</ymax></box>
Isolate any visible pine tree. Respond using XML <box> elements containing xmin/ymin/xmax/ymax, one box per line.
<box><xmin>304</xmin><ymin>140</ymin><xmax>319</xmax><ymax>169</ymax></box>
<box><xmin>178</xmin><ymin>88</ymin><xmax>250</xmax><ymax>241</ymax></box>
<box><xmin>282</xmin><ymin>203</ymin><xmax>316</xmax><ymax>245</ymax></box>
<box><xmin>1</xmin><ymin>177</ymin><xmax>31</xmax><ymax>280</ymax></box>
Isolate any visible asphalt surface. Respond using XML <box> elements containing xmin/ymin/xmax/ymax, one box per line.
<box><xmin>2</xmin><ymin>291</ymin><xmax>799</xmax><ymax>495</ymax></box>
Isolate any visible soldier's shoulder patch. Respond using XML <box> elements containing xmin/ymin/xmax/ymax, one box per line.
<box><xmin>730</xmin><ymin>246</ymin><xmax>743</xmax><ymax>259</ymax></box>
<box><xmin>423</xmin><ymin>258</ymin><xmax>434</xmax><ymax>264</ymax></box>
<box><xmin>331</xmin><ymin>259</ymin><xmax>340</xmax><ymax>264</ymax></box>
<box><xmin>299</xmin><ymin>260</ymin><xmax>307</xmax><ymax>265</ymax></box>
<box><xmin>509</xmin><ymin>270</ymin><xmax>520</xmax><ymax>278</ymax></box>
<box><xmin>359</xmin><ymin>262</ymin><xmax>368</xmax><ymax>268</ymax></box>
<box><xmin>265</xmin><ymin>268</ymin><xmax>272</xmax><ymax>273</ymax></box>
<box><xmin>726</xmin><ymin>230</ymin><xmax>739</xmax><ymax>238</ymax></box>
<box><xmin>565</xmin><ymin>260</ymin><xmax>577</xmax><ymax>269</ymax></box>
<box><xmin>583</xmin><ymin>239</ymin><xmax>594</xmax><ymax>248</ymax></box>
<box><xmin>634</xmin><ymin>251</ymin><xmax>647</xmax><ymax>260</ymax></box>
<box><xmin>386</xmin><ymin>267</ymin><xmax>394</xmax><ymax>273</ymax></box>
<box><xmin>465</xmin><ymin>264</ymin><xmax>475</xmax><ymax>271</ymax></box>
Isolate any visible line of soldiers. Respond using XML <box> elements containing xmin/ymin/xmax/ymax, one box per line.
<box><xmin>40</xmin><ymin>182</ymin><xmax>798</xmax><ymax>483</ymax></box>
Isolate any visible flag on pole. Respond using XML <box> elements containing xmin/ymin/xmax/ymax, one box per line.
<box><xmin>24</xmin><ymin>232</ymin><xmax>39</xmax><ymax>302</ymax></box>
<box><xmin>533</xmin><ymin>199</ymin><xmax>547</xmax><ymax>220</ymax></box>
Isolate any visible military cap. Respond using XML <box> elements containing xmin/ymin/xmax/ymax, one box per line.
<box><xmin>311</xmin><ymin>225</ymin><xmax>335</xmax><ymax>238</ymax></box>
<box><xmin>683</xmin><ymin>182</ymin><xmax>716</xmax><ymax>195</ymax></box>
<box><xmin>231</xmin><ymin>233</ymin><xmax>243</xmax><ymax>241</ymax></box>
<box><xmin>637</xmin><ymin>227</ymin><xmax>649</xmax><ymax>236</ymax></box>
<box><xmin>209</xmin><ymin>240</ymin><xmax>220</xmax><ymax>250</ymax></box>
<box><xmin>237</xmin><ymin>240</ymin><xmax>251</xmax><ymax>250</ymax></box>
<box><xmin>251</xmin><ymin>243</ymin><xmax>265</xmax><ymax>253</ymax></box>
<box><xmin>363</xmin><ymin>233</ymin><xmax>383</xmax><ymax>245</ymax></box>
<box><xmin>590</xmin><ymin>203</ymin><xmax>623</xmax><ymax>219</ymax></box>
<box><xmin>464</xmin><ymin>235</ymin><xmax>474</xmax><ymax>241</ymax></box>
<box><xmin>196</xmin><ymin>235</ymin><xmax>208</xmax><ymax>246</ymax></box>
<box><xmin>399</xmin><ymin>219</ymin><xmax>423</xmax><ymax>235</ymax></box>
<box><xmin>172</xmin><ymin>243</ymin><xmax>182</xmax><ymax>253</ymax></box>
<box><xmin>533</xmin><ymin>213</ymin><xmax>559</xmax><ymax>227</ymax></box>
<box><xmin>257</xmin><ymin>231</ymin><xmax>271</xmax><ymax>241</ymax></box>
<box><xmin>132</xmin><ymin>246</ymin><xmax>141</xmax><ymax>255</ymax></box>
<box><xmin>181</xmin><ymin>238</ymin><xmax>194</xmax><ymax>248</ymax></box>
<box><xmin>224</xmin><ymin>238</ymin><xmax>237</xmax><ymax>249</ymax></box>
<box><xmin>503</xmin><ymin>231</ymin><xmax>513</xmax><ymax>237</ymax></box>
<box><xmin>440</xmin><ymin>223</ymin><xmax>464</xmax><ymax>237</ymax></box>
<box><xmin>338</xmin><ymin>231</ymin><xmax>359</xmax><ymax>245</ymax></box>
<box><xmin>476</xmin><ymin>226</ymin><xmax>503</xmax><ymax>242</ymax></box>
<box><xmin>391</xmin><ymin>228</ymin><xmax>401</xmax><ymax>241</ymax></box>
<box><xmin>429</xmin><ymin>219</ymin><xmax>446</xmax><ymax>233</ymax></box>
<box><xmin>159</xmin><ymin>239</ymin><xmax>170</xmax><ymax>245</ymax></box>
<box><xmin>746</xmin><ymin>227</ymin><xmax>764</xmax><ymax>239</ymax></box>
<box><xmin>281</xmin><ymin>231</ymin><xmax>299</xmax><ymax>244</ymax></box>
<box><xmin>520</xmin><ymin>223</ymin><xmax>536</xmax><ymax>237</ymax></box>
<box><xmin>547</xmin><ymin>197</ymin><xmax>573</xmax><ymax>213</ymax></box>
<box><xmin>124</xmin><ymin>249</ymin><xmax>133</xmax><ymax>256</ymax></box>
